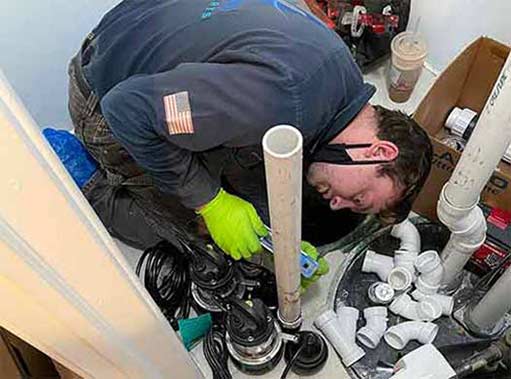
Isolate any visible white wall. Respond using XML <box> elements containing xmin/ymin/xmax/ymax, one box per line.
<box><xmin>0</xmin><ymin>1</ymin><xmax>120</xmax><ymax>130</ymax></box>
<box><xmin>409</xmin><ymin>0</ymin><xmax>511</xmax><ymax>73</ymax></box>
<box><xmin>2</xmin><ymin>1</ymin><xmax>511</xmax><ymax>129</ymax></box>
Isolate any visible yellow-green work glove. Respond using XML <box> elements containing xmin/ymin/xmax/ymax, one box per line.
<box><xmin>198</xmin><ymin>188</ymin><xmax>268</xmax><ymax>260</ymax></box>
<box><xmin>300</xmin><ymin>241</ymin><xmax>330</xmax><ymax>294</ymax></box>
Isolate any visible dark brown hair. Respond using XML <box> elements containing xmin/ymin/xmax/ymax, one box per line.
<box><xmin>373</xmin><ymin>106</ymin><xmax>433</xmax><ymax>224</ymax></box>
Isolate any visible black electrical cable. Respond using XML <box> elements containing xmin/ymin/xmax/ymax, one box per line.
<box><xmin>136</xmin><ymin>240</ymin><xmax>191</xmax><ymax>330</ymax></box>
<box><xmin>203</xmin><ymin>325</ymin><xmax>232</xmax><ymax>379</ymax></box>
<box><xmin>280</xmin><ymin>337</ymin><xmax>310</xmax><ymax>379</ymax></box>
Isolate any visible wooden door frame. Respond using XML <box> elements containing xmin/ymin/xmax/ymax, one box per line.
<box><xmin>0</xmin><ymin>70</ymin><xmax>202</xmax><ymax>378</ymax></box>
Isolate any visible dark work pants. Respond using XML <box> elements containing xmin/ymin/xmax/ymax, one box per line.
<box><xmin>68</xmin><ymin>55</ymin><xmax>274</xmax><ymax>250</ymax></box>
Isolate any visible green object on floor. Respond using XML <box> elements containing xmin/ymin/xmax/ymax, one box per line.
<box><xmin>178</xmin><ymin>313</ymin><xmax>213</xmax><ymax>351</ymax></box>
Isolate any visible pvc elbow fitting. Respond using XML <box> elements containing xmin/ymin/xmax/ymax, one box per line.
<box><xmin>415</xmin><ymin>276</ymin><xmax>440</xmax><ymax>295</ymax></box>
<box><xmin>362</xmin><ymin>250</ymin><xmax>394</xmax><ymax>281</ymax></box>
<box><xmin>314</xmin><ymin>308</ymin><xmax>365</xmax><ymax>367</ymax></box>
<box><xmin>390</xmin><ymin>294</ymin><xmax>442</xmax><ymax>322</ymax></box>
<box><xmin>384</xmin><ymin>321</ymin><xmax>439</xmax><ymax>350</ymax></box>
<box><xmin>387</xmin><ymin>267</ymin><xmax>413</xmax><ymax>292</ymax></box>
<box><xmin>411</xmin><ymin>290</ymin><xmax>454</xmax><ymax>316</ymax></box>
<box><xmin>390</xmin><ymin>219</ymin><xmax>421</xmax><ymax>254</ymax></box>
<box><xmin>357</xmin><ymin>307</ymin><xmax>388</xmax><ymax>349</ymax></box>
<box><xmin>437</xmin><ymin>187</ymin><xmax>484</xmax><ymax>234</ymax></box>
<box><xmin>415</xmin><ymin>250</ymin><xmax>444</xmax><ymax>288</ymax></box>
<box><xmin>394</xmin><ymin>249</ymin><xmax>418</xmax><ymax>276</ymax></box>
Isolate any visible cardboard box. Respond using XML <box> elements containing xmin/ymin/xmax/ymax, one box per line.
<box><xmin>412</xmin><ymin>37</ymin><xmax>511</xmax><ymax>220</ymax></box>
<box><xmin>0</xmin><ymin>328</ymin><xmax>59</xmax><ymax>378</ymax></box>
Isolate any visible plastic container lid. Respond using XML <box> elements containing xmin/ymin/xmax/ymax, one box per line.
<box><xmin>368</xmin><ymin>282</ymin><xmax>395</xmax><ymax>304</ymax></box>
<box><xmin>445</xmin><ymin>107</ymin><xmax>478</xmax><ymax>137</ymax></box>
<box><xmin>391</xmin><ymin>32</ymin><xmax>428</xmax><ymax>71</ymax></box>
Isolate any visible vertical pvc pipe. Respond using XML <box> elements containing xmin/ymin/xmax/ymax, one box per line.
<box><xmin>443</xmin><ymin>52</ymin><xmax>511</xmax><ymax>209</ymax></box>
<box><xmin>468</xmin><ymin>265</ymin><xmax>511</xmax><ymax>333</ymax></box>
<box><xmin>262</xmin><ymin>125</ymin><xmax>303</xmax><ymax>329</ymax></box>
<box><xmin>438</xmin><ymin>51</ymin><xmax>511</xmax><ymax>290</ymax></box>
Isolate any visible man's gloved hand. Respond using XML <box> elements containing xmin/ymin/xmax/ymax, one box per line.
<box><xmin>198</xmin><ymin>188</ymin><xmax>268</xmax><ymax>260</ymax></box>
<box><xmin>300</xmin><ymin>241</ymin><xmax>330</xmax><ymax>294</ymax></box>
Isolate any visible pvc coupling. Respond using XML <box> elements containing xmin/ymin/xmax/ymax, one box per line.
<box><xmin>356</xmin><ymin>307</ymin><xmax>388</xmax><ymax>349</ymax></box>
<box><xmin>314</xmin><ymin>308</ymin><xmax>365</xmax><ymax>367</ymax></box>
<box><xmin>437</xmin><ymin>187</ymin><xmax>487</xmax><ymax>287</ymax></box>
<box><xmin>362</xmin><ymin>250</ymin><xmax>394</xmax><ymax>281</ymax></box>
<box><xmin>384</xmin><ymin>321</ymin><xmax>439</xmax><ymax>350</ymax></box>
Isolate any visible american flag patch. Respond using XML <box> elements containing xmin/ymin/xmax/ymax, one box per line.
<box><xmin>163</xmin><ymin>91</ymin><xmax>194</xmax><ymax>135</ymax></box>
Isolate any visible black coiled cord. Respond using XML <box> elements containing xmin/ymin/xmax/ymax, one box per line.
<box><xmin>204</xmin><ymin>325</ymin><xmax>232</xmax><ymax>379</ymax></box>
<box><xmin>136</xmin><ymin>241</ymin><xmax>191</xmax><ymax>330</ymax></box>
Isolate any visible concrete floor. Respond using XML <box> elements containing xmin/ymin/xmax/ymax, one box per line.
<box><xmin>115</xmin><ymin>64</ymin><xmax>438</xmax><ymax>379</ymax></box>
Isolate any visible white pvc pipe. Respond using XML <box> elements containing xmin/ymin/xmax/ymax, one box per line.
<box><xmin>468</xmin><ymin>265</ymin><xmax>511</xmax><ymax>333</ymax></box>
<box><xmin>362</xmin><ymin>250</ymin><xmax>394</xmax><ymax>281</ymax></box>
<box><xmin>336</xmin><ymin>306</ymin><xmax>360</xmax><ymax>338</ymax></box>
<box><xmin>356</xmin><ymin>307</ymin><xmax>388</xmax><ymax>349</ymax></box>
<box><xmin>391</xmin><ymin>219</ymin><xmax>421</xmax><ymax>254</ymax></box>
<box><xmin>384</xmin><ymin>321</ymin><xmax>439</xmax><ymax>350</ymax></box>
<box><xmin>443</xmin><ymin>54</ymin><xmax>511</xmax><ymax>209</ymax></box>
<box><xmin>314</xmin><ymin>309</ymin><xmax>365</xmax><ymax>367</ymax></box>
<box><xmin>262</xmin><ymin>125</ymin><xmax>303</xmax><ymax>328</ymax></box>
<box><xmin>438</xmin><ymin>204</ymin><xmax>487</xmax><ymax>287</ymax></box>
<box><xmin>438</xmin><ymin>52</ymin><xmax>511</xmax><ymax>290</ymax></box>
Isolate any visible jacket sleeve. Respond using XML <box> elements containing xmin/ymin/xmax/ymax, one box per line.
<box><xmin>100</xmin><ymin>61</ymin><xmax>299</xmax><ymax>209</ymax></box>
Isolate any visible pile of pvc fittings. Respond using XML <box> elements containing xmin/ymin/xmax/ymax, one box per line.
<box><xmin>315</xmin><ymin>218</ymin><xmax>454</xmax><ymax>367</ymax></box>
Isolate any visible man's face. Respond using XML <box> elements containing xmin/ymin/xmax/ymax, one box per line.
<box><xmin>307</xmin><ymin>162</ymin><xmax>401</xmax><ymax>214</ymax></box>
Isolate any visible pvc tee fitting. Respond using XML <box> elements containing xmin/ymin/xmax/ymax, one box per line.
<box><xmin>356</xmin><ymin>307</ymin><xmax>388</xmax><ymax>349</ymax></box>
<box><xmin>362</xmin><ymin>250</ymin><xmax>394</xmax><ymax>281</ymax></box>
<box><xmin>390</xmin><ymin>219</ymin><xmax>421</xmax><ymax>254</ymax></box>
<box><xmin>384</xmin><ymin>321</ymin><xmax>439</xmax><ymax>350</ymax></box>
<box><xmin>411</xmin><ymin>290</ymin><xmax>454</xmax><ymax>316</ymax></box>
<box><xmin>314</xmin><ymin>308</ymin><xmax>365</xmax><ymax>367</ymax></box>
<box><xmin>390</xmin><ymin>294</ymin><xmax>442</xmax><ymax>322</ymax></box>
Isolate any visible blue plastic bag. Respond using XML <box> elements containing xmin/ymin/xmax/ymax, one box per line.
<box><xmin>42</xmin><ymin>128</ymin><xmax>98</xmax><ymax>188</ymax></box>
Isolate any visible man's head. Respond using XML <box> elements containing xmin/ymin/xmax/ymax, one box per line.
<box><xmin>307</xmin><ymin>105</ymin><xmax>433</xmax><ymax>224</ymax></box>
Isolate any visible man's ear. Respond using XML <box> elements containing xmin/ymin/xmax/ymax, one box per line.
<box><xmin>367</xmin><ymin>141</ymin><xmax>399</xmax><ymax>161</ymax></box>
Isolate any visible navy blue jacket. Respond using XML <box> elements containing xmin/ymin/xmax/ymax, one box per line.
<box><xmin>84</xmin><ymin>0</ymin><xmax>375</xmax><ymax>208</ymax></box>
